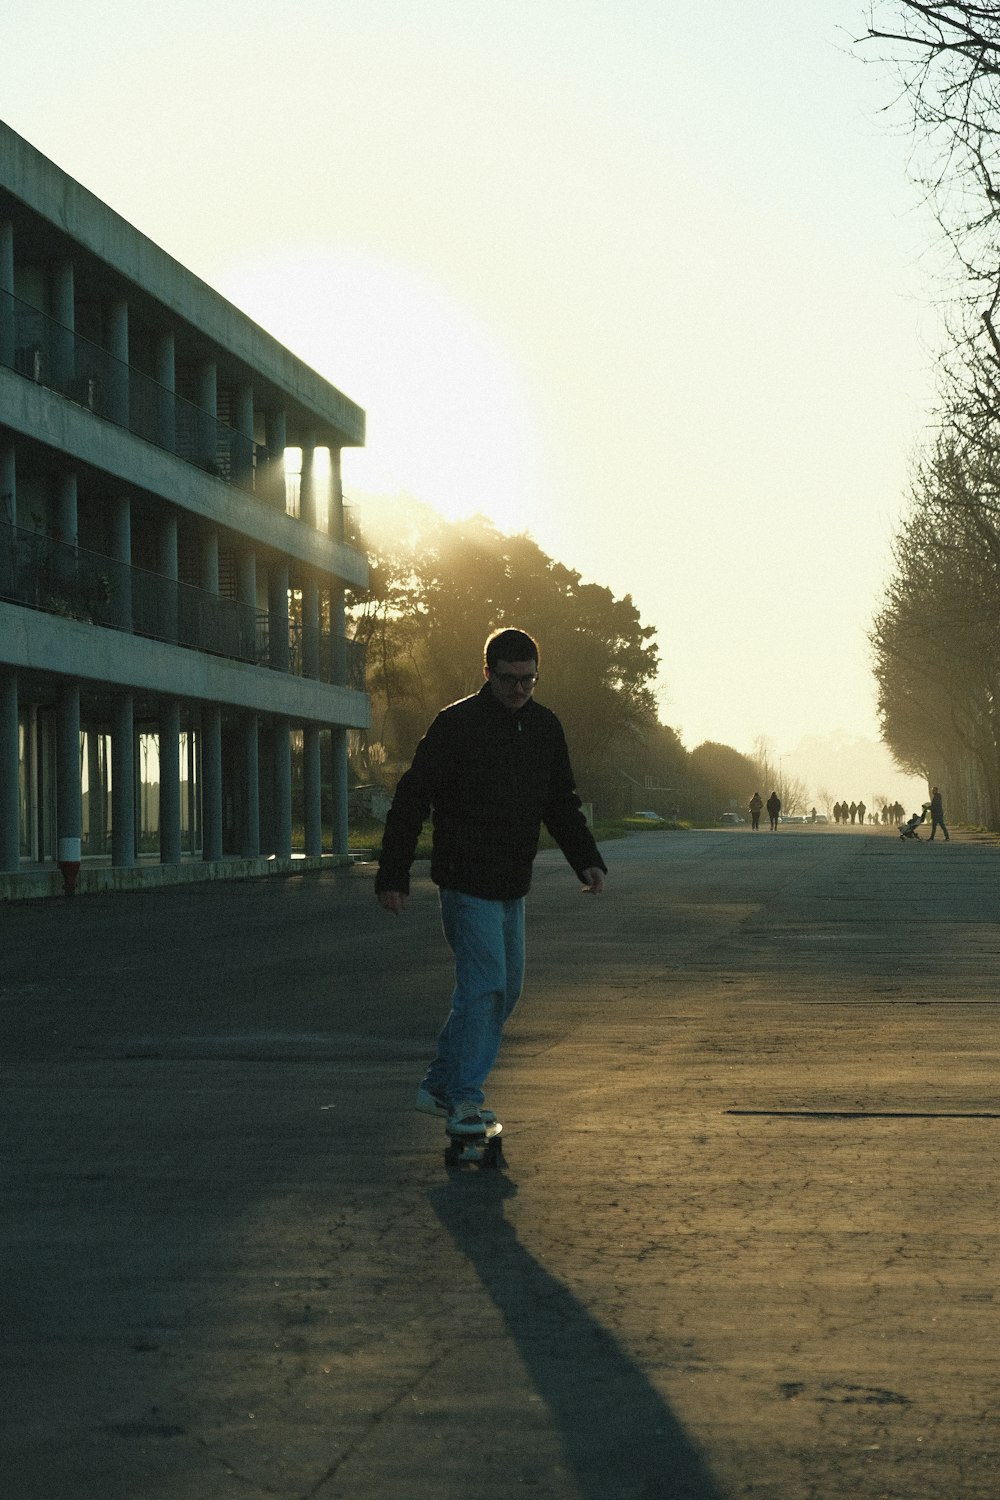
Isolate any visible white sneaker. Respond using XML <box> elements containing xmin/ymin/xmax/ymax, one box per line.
<box><xmin>417</xmin><ymin>1085</ymin><xmax>495</xmax><ymax>1123</ymax></box>
<box><xmin>447</xmin><ymin>1100</ymin><xmax>490</xmax><ymax>1136</ymax></box>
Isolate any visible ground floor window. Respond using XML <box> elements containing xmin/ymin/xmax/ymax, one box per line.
<box><xmin>180</xmin><ymin>724</ymin><xmax>200</xmax><ymax>856</ymax></box>
<box><xmin>80</xmin><ymin>728</ymin><xmax>111</xmax><ymax>856</ymax></box>
<box><xmin>18</xmin><ymin>710</ymin><xmax>33</xmax><ymax>859</ymax></box>
<box><xmin>137</xmin><ymin>730</ymin><xmax>158</xmax><ymax>853</ymax></box>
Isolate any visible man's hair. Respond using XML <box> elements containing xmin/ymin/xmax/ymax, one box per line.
<box><xmin>484</xmin><ymin>628</ymin><xmax>539</xmax><ymax>670</ymax></box>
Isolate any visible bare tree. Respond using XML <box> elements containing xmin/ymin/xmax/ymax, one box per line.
<box><xmin>865</xmin><ymin>3</ymin><xmax>1000</xmax><ymax>360</ymax></box>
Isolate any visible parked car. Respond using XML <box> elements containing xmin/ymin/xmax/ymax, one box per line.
<box><xmin>719</xmin><ymin>811</ymin><xmax>745</xmax><ymax>825</ymax></box>
<box><xmin>625</xmin><ymin>810</ymin><xmax>666</xmax><ymax>827</ymax></box>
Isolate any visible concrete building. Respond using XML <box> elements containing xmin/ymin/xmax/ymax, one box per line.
<box><xmin>0</xmin><ymin>122</ymin><xmax>369</xmax><ymax>897</ymax></box>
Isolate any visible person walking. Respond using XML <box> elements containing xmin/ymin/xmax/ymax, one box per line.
<box><xmin>748</xmin><ymin>791</ymin><xmax>764</xmax><ymax>830</ymax></box>
<box><xmin>375</xmin><ymin>627</ymin><xmax>607</xmax><ymax>1136</ymax></box>
<box><xmin>766</xmin><ymin>790</ymin><xmax>781</xmax><ymax>831</ymax></box>
<box><xmin>928</xmin><ymin>786</ymin><xmax>950</xmax><ymax>841</ymax></box>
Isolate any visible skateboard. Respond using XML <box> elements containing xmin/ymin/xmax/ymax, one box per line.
<box><xmin>444</xmin><ymin>1120</ymin><xmax>506</xmax><ymax>1170</ymax></box>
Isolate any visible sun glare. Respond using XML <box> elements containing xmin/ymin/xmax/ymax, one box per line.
<box><xmin>223</xmin><ymin>250</ymin><xmax>543</xmax><ymax>538</ymax></box>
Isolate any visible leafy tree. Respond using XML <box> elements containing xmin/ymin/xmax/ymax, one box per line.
<box><xmin>871</xmin><ymin>433</ymin><xmax>1000</xmax><ymax>825</ymax></box>
<box><xmin>861</xmin><ymin>7</ymin><xmax>1000</xmax><ymax>825</ymax></box>
<box><xmin>346</xmin><ymin>495</ymin><xmax>798</xmax><ymax>823</ymax></box>
<box><xmin>685</xmin><ymin>741</ymin><xmax>759</xmax><ymax>821</ymax></box>
<box><xmin>346</xmin><ymin>498</ymin><xmax>662</xmax><ymax>812</ymax></box>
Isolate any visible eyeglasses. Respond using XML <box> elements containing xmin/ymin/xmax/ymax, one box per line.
<box><xmin>492</xmin><ymin>672</ymin><xmax>538</xmax><ymax>690</ymax></box>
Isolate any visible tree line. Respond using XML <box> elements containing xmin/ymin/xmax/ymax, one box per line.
<box><xmin>865</xmin><ymin>3</ymin><xmax>1000</xmax><ymax>828</ymax></box>
<box><xmin>345</xmin><ymin>497</ymin><xmax>784</xmax><ymax>821</ymax></box>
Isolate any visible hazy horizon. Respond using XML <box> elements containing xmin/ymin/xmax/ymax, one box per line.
<box><xmin>0</xmin><ymin>2</ymin><xmax>943</xmax><ymax>812</ymax></box>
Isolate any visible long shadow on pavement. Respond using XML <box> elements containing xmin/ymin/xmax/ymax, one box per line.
<box><xmin>428</xmin><ymin>1174</ymin><xmax>727</xmax><ymax>1500</ymax></box>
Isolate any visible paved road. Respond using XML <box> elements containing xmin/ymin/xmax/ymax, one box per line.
<box><xmin>4</xmin><ymin>826</ymin><xmax>1000</xmax><ymax>1499</ymax></box>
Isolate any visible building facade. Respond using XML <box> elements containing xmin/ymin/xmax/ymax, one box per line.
<box><xmin>0</xmin><ymin>122</ymin><xmax>370</xmax><ymax>894</ymax></box>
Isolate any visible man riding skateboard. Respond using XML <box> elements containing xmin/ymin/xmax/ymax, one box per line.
<box><xmin>375</xmin><ymin>627</ymin><xmax>607</xmax><ymax>1136</ymax></box>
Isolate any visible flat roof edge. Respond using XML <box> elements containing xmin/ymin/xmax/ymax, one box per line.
<box><xmin>0</xmin><ymin>120</ymin><xmax>366</xmax><ymax>445</ymax></box>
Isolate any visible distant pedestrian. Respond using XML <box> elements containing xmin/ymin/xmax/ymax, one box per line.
<box><xmin>749</xmin><ymin>791</ymin><xmax>763</xmax><ymax>831</ymax></box>
<box><xmin>928</xmin><ymin>786</ymin><xmax>950</xmax><ymax>841</ymax></box>
<box><xmin>833</xmin><ymin>801</ymin><xmax>842</xmax><ymax>825</ymax></box>
<box><xmin>849</xmin><ymin>801</ymin><xmax>858</xmax><ymax>825</ymax></box>
<box><xmin>857</xmin><ymin>800</ymin><xmax>866</xmax><ymax>826</ymax></box>
<box><xmin>766</xmin><ymin>790</ymin><xmax>781</xmax><ymax>831</ymax></box>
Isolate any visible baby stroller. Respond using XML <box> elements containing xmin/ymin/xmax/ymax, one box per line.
<box><xmin>899</xmin><ymin>805</ymin><xmax>930</xmax><ymax>840</ymax></box>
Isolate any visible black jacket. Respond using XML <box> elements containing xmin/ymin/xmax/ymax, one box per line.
<box><xmin>375</xmin><ymin>683</ymin><xmax>606</xmax><ymax>900</ymax></box>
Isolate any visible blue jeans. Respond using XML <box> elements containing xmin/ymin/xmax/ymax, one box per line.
<box><xmin>421</xmin><ymin>889</ymin><xmax>525</xmax><ymax>1107</ymax></box>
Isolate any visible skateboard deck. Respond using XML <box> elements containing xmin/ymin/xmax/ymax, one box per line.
<box><xmin>444</xmin><ymin>1119</ymin><xmax>506</xmax><ymax>1170</ymax></box>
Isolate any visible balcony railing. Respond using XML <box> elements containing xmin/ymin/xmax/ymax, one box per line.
<box><xmin>0</xmin><ymin>287</ymin><xmax>352</xmax><ymax>534</ymax></box>
<box><xmin>0</xmin><ymin>519</ymin><xmax>366</xmax><ymax>690</ymax></box>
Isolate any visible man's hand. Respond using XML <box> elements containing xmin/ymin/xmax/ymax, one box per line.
<box><xmin>580</xmin><ymin>867</ymin><xmax>605</xmax><ymax>895</ymax></box>
<box><xmin>377</xmin><ymin>890</ymin><xmax>408</xmax><ymax>915</ymax></box>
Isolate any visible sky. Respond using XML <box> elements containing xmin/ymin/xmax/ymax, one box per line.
<box><xmin>1</xmin><ymin>0</ymin><xmax>945</xmax><ymax>807</ymax></box>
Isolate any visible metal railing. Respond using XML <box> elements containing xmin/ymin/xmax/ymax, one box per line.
<box><xmin>0</xmin><ymin>519</ymin><xmax>366</xmax><ymax>689</ymax></box>
<box><xmin>0</xmin><ymin>287</ymin><xmax>348</xmax><ymax>527</ymax></box>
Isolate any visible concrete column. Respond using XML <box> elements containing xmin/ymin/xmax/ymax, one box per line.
<box><xmin>313</xmin><ymin>446</ymin><xmax>332</xmax><ymax>536</ymax></box>
<box><xmin>159</xmin><ymin>510</ymin><xmax>178</xmax><ymax>643</ymax></box>
<box><xmin>111</xmin><ymin>492</ymin><xmax>132</xmax><ymax>631</ymax></box>
<box><xmin>107</xmin><ymin>298</ymin><xmax>129</xmax><ymax>426</ymax></box>
<box><xmin>272</xmin><ymin>718</ymin><xmax>292</xmax><ymax>859</ymax></box>
<box><xmin>0</xmin><ymin>670</ymin><xmax>19</xmax><ymax>872</ymax></box>
<box><xmin>237</xmin><ymin>547</ymin><xmax>256</xmax><ymax>606</ymax></box>
<box><xmin>158</xmin><ymin>699</ymin><xmax>182</xmax><ymax>864</ymax></box>
<box><xmin>52</xmin><ymin>259</ymin><xmax>75</xmax><ymax>325</ymax></box>
<box><xmin>0</xmin><ymin>441</ymin><xmax>13</xmax><ymax>524</ymax></box>
<box><xmin>331</xmin><ymin>727</ymin><xmax>349</xmax><ymax>859</ymax></box>
<box><xmin>237</xmin><ymin>547</ymin><xmax>257</xmax><ymax>664</ymax></box>
<box><xmin>111</xmin><ymin>691</ymin><xmax>136</xmax><ymax>868</ymax></box>
<box><xmin>0</xmin><ymin>219</ymin><xmax>14</xmax><ymax>368</ymax></box>
<box><xmin>236</xmin><ymin>382</ymin><xmax>255</xmax><ymax>488</ymax></box>
<box><xmin>0</xmin><ymin>444</ymin><xmax>15</xmax><ymax>600</ymax></box>
<box><xmin>55</xmin><ymin>471</ymin><xmax>78</xmax><ymax>546</ymax></box>
<box><xmin>265</xmin><ymin>409</ymin><xmax>287</xmax><ymax>449</ymax></box>
<box><xmin>201</xmin><ymin>703</ymin><xmax>223</xmax><ymax>862</ymax></box>
<box><xmin>159</xmin><ymin>510</ymin><xmax>178</xmax><ymax>577</ymax></box>
<box><xmin>300</xmin><ymin>430</ymin><xmax>317</xmax><ymax>529</ymax></box>
<box><xmin>264</xmin><ymin>409</ymin><xmax>287</xmax><ymax>511</ymax></box>
<box><xmin>303</xmin><ymin>723</ymin><xmax>322</xmax><ymax>858</ymax></box>
<box><xmin>303</xmin><ymin>580</ymin><xmax>320</xmax><ymax>679</ymax></box>
<box><xmin>200</xmin><ymin>529</ymin><xmax>219</xmax><ymax>594</ymax></box>
<box><xmin>328</xmin><ymin>446</ymin><xmax>345</xmax><ymax>542</ymax></box>
<box><xmin>237</xmin><ymin>384</ymin><xmax>255</xmax><ymax>440</ymax></box>
<box><xmin>269</xmin><ymin>563</ymin><xmax>290</xmax><ymax>673</ymax></box>
<box><xmin>198</xmin><ymin>359</ymin><xmax>217</xmax><ymax>471</ymax></box>
<box><xmin>155</xmin><ymin>329</ymin><xmax>176</xmax><ymax>451</ymax></box>
<box><xmin>51</xmin><ymin>259</ymin><xmax>75</xmax><ymax>391</ymax></box>
<box><xmin>54</xmin><ymin>472</ymin><xmax>78</xmax><ymax>604</ymax></box>
<box><xmin>242</xmin><ymin>713</ymin><xmax>260</xmax><ymax>858</ymax></box>
<box><xmin>56</xmin><ymin>681</ymin><xmax>82</xmax><ymax>857</ymax></box>
<box><xmin>330</xmin><ymin>584</ymin><xmax>346</xmax><ymax>685</ymax></box>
